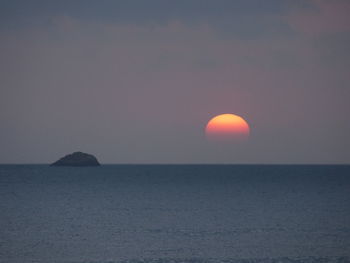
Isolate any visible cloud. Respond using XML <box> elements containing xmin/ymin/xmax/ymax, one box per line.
<box><xmin>287</xmin><ymin>0</ymin><xmax>350</xmax><ymax>36</ymax></box>
<box><xmin>0</xmin><ymin>0</ymin><xmax>296</xmax><ymax>39</ymax></box>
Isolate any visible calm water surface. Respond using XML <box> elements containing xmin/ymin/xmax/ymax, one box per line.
<box><xmin>0</xmin><ymin>165</ymin><xmax>349</xmax><ymax>263</ymax></box>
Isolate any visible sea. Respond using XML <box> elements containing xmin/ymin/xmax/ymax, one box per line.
<box><xmin>0</xmin><ymin>165</ymin><xmax>349</xmax><ymax>263</ymax></box>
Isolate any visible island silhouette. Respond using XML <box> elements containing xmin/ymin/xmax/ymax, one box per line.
<box><xmin>51</xmin><ymin>152</ymin><xmax>100</xmax><ymax>166</ymax></box>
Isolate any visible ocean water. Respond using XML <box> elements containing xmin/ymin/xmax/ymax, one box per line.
<box><xmin>0</xmin><ymin>165</ymin><xmax>349</xmax><ymax>263</ymax></box>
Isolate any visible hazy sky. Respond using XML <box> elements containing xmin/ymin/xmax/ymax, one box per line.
<box><xmin>1</xmin><ymin>0</ymin><xmax>349</xmax><ymax>164</ymax></box>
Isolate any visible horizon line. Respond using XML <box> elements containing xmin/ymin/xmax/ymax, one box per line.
<box><xmin>0</xmin><ymin>163</ymin><xmax>349</xmax><ymax>166</ymax></box>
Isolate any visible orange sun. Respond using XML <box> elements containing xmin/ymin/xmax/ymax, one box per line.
<box><xmin>205</xmin><ymin>114</ymin><xmax>250</xmax><ymax>142</ymax></box>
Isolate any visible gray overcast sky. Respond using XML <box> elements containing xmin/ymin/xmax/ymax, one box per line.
<box><xmin>1</xmin><ymin>0</ymin><xmax>349</xmax><ymax>164</ymax></box>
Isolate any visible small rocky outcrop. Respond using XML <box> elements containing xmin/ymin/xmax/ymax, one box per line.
<box><xmin>51</xmin><ymin>152</ymin><xmax>100</xmax><ymax>166</ymax></box>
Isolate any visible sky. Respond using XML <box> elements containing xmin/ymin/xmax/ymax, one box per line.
<box><xmin>1</xmin><ymin>0</ymin><xmax>349</xmax><ymax>164</ymax></box>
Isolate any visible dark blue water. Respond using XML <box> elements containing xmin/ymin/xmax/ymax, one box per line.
<box><xmin>0</xmin><ymin>165</ymin><xmax>349</xmax><ymax>263</ymax></box>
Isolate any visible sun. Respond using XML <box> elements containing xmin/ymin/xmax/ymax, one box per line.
<box><xmin>205</xmin><ymin>114</ymin><xmax>250</xmax><ymax>142</ymax></box>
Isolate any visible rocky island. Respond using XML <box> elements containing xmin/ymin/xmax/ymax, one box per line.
<box><xmin>51</xmin><ymin>152</ymin><xmax>100</xmax><ymax>166</ymax></box>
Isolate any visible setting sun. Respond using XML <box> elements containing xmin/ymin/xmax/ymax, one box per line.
<box><xmin>205</xmin><ymin>114</ymin><xmax>250</xmax><ymax>142</ymax></box>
